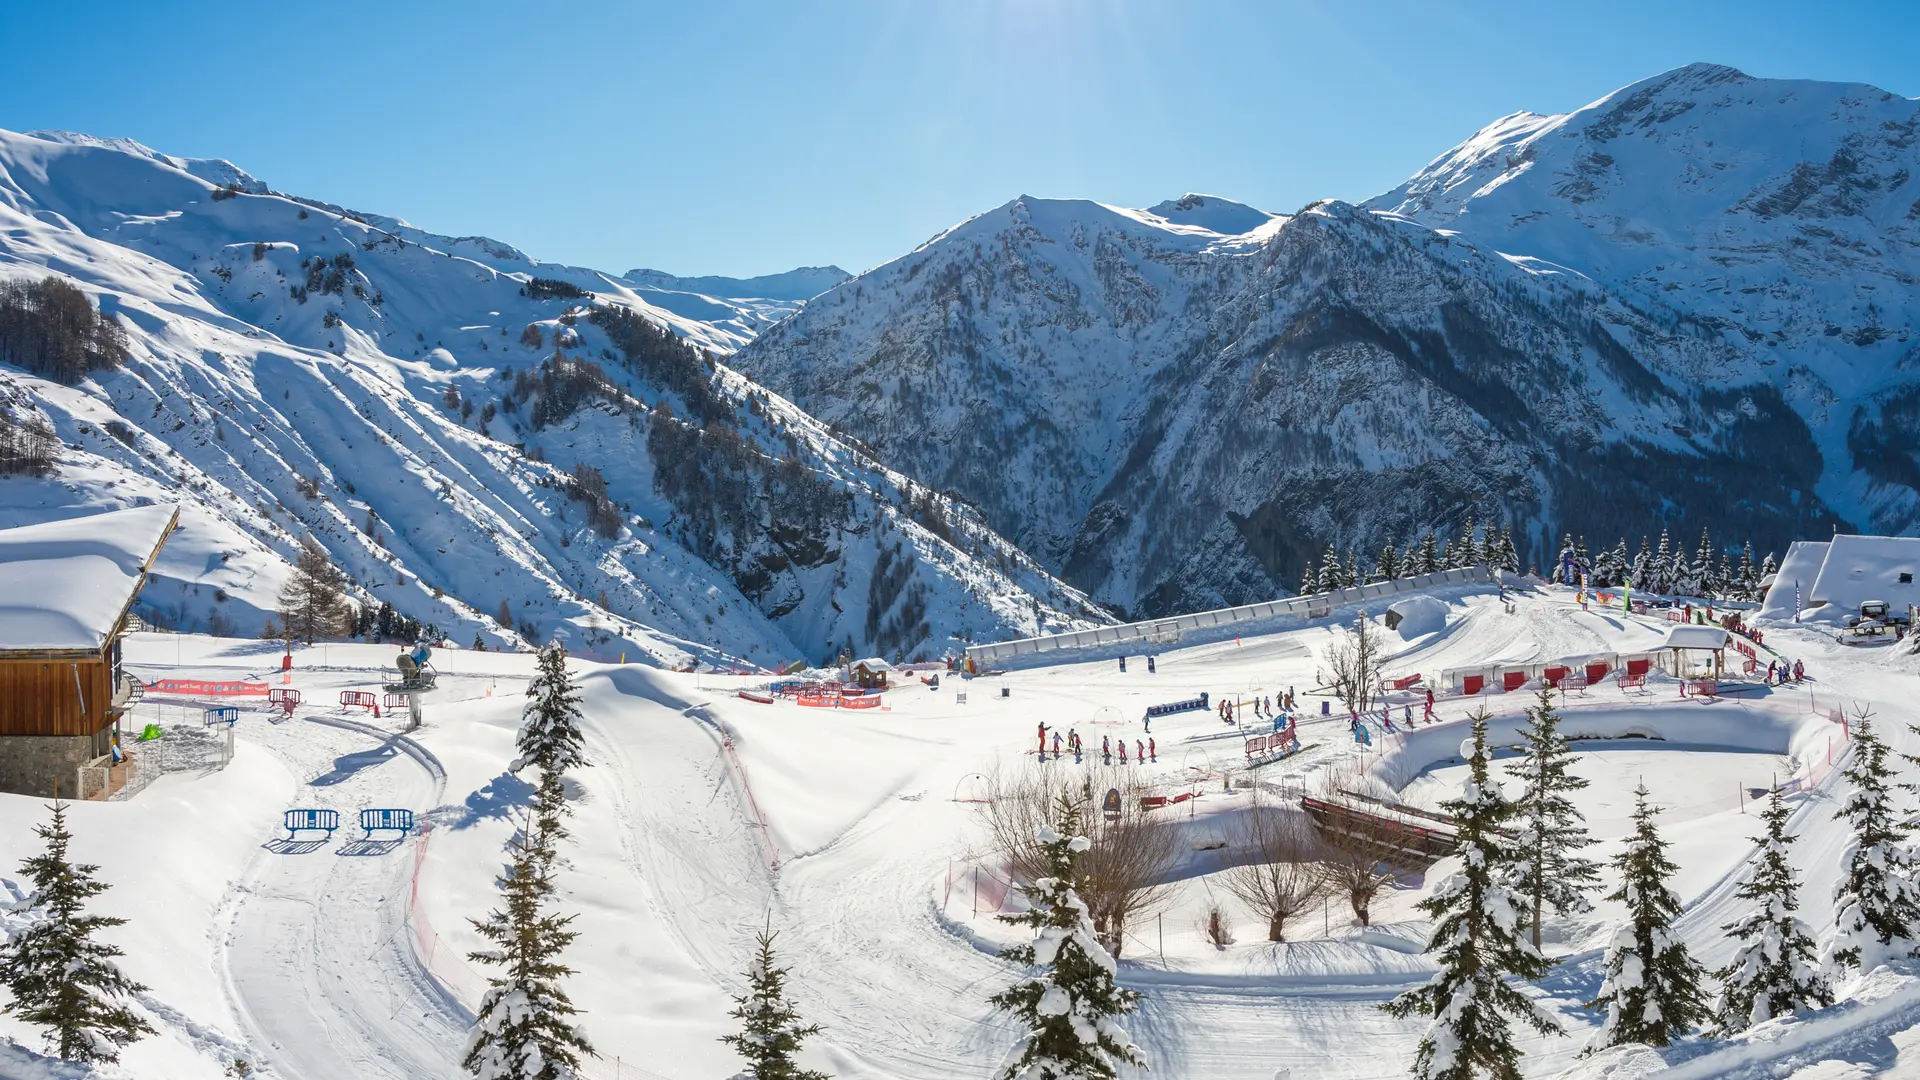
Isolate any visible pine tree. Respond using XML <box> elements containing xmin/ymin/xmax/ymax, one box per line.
<box><xmin>1439</xmin><ymin>537</ymin><xmax>1456</xmax><ymax>573</ymax></box>
<box><xmin>1824</xmin><ymin>713</ymin><xmax>1920</xmax><ymax>972</ymax></box>
<box><xmin>516</xmin><ymin>644</ymin><xmax>589</xmax><ymax>778</ymax></box>
<box><xmin>1574</xmin><ymin>536</ymin><xmax>1591</xmax><ymax>580</ymax></box>
<box><xmin>1498</xmin><ymin>528</ymin><xmax>1520</xmax><ymax>574</ymax></box>
<box><xmin>1301</xmin><ymin>558</ymin><xmax>1319</xmax><ymax>595</ymax></box>
<box><xmin>1714</xmin><ymin>552</ymin><xmax>1733</xmax><ymax>601</ymax></box>
<box><xmin>1416</xmin><ymin>530</ymin><xmax>1440</xmax><ymax>576</ymax></box>
<box><xmin>1323</xmin><ymin>543</ymin><xmax>1344</xmax><ymax>589</ymax></box>
<box><xmin>1385</xmin><ymin>709</ymin><xmax>1560</xmax><ymax>1079</ymax></box>
<box><xmin>989</xmin><ymin>796</ymin><xmax>1144</xmax><ymax>1080</ymax></box>
<box><xmin>1346</xmin><ymin>550</ymin><xmax>1362</xmax><ymax>591</ymax></box>
<box><xmin>278</xmin><ymin>538</ymin><xmax>352</xmax><ymax>644</ymax></box>
<box><xmin>1584</xmin><ymin>784</ymin><xmax>1709</xmax><ymax>1052</ymax></box>
<box><xmin>1550</xmin><ymin>533</ymin><xmax>1575</xmax><ymax>584</ymax></box>
<box><xmin>1505</xmin><ymin>685</ymin><xmax>1601</xmax><ymax>949</ymax></box>
<box><xmin>1739</xmin><ymin>542</ymin><xmax>1758</xmax><ymax>600</ymax></box>
<box><xmin>462</xmin><ymin>807</ymin><xmax>595</xmax><ymax>1079</ymax></box>
<box><xmin>720</xmin><ymin>929</ymin><xmax>830</xmax><ymax>1080</ymax></box>
<box><xmin>1630</xmin><ymin>537</ymin><xmax>1655</xmax><ymax>592</ymax></box>
<box><xmin>1653</xmin><ymin>529</ymin><xmax>1676</xmax><ymax>595</ymax></box>
<box><xmin>1595</xmin><ymin>540</ymin><xmax>1628</xmax><ymax>589</ymax></box>
<box><xmin>1760</xmin><ymin>551</ymin><xmax>1778</xmax><ymax>582</ymax></box>
<box><xmin>1459</xmin><ymin>516</ymin><xmax>1478</xmax><ymax>569</ymax></box>
<box><xmin>1712</xmin><ymin>788</ymin><xmax>1832</xmax><ymax>1034</ymax></box>
<box><xmin>1377</xmin><ymin>542</ymin><xmax>1401</xmax><ymax>582</ymax></box>
<box><xmin>0</xmin><ymin>803</ymin><xmax>154</xmax><ymax>1063</ymax></box>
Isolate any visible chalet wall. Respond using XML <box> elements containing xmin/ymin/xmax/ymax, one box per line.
<box><xmin>0</xmin><ymin>657</ymin><xmax>111</xmax><ymax>736</ymax></box>
<box><xmin>0</xmin><ymin>733</ymin><xmax>96</xmax><ymax>798</ymax></box>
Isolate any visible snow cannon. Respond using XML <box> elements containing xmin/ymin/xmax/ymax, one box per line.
<box><xmin>386</xmin><ymin>642</ymin><xmax>438</xmax><ymax>692</ymax></box>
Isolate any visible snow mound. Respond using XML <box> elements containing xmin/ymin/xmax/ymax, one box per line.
<box><xmin>1389</xmin><ymin>594</ymin><xmax>1450</xmax><ymax>638</ymax></box>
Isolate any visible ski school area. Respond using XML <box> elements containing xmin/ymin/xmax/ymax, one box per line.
<box><xmin>8</xmin><ymin>575</ymin><xmax>1920</xmax><ymax>1079</ymax></box>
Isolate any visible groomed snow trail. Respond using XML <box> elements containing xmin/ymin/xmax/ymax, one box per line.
<box><xmin>224</xmin><ymin>714</ymin><xmax>464</xmax><ymax>1080</ymax></box>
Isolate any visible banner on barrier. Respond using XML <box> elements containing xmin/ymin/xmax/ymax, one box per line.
<box><xmin>146</xmin><ymin>678</ymin><xmax>271</xmax><ymax>697</ymax></box>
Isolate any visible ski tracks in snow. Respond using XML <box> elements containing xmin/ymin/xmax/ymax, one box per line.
<box><xmin>220</xmin><ymin>716</ymin><xmax>465</xmax><ymax>1080</ymax></box>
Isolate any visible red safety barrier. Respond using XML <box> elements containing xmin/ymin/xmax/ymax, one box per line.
<box><xmin>1387</xmin><ymin>674</ymin><xmax>1423</xmax><ymax>691</ymax></box>
<box><xmin>268</xmin><ymin>687</ymin><xmax>301</xmax><ymax>717</ymax></box>
<box><xmin>383</xmin><ymin>692</ymin><xmax>410</xmax><ymax>710</ymax></box>
<box><xmin>340</xmin><ymin>690</ymin><xmax>381</xmax><ymax>716</ymax></box>
<box><xmin>147</xmin><ymin>678</ymin><xmax>271</xmax><ymax>697</ymax></box>
<box><xmin>738</xmin><ymin>690</ymin><xmax>776</xmax><ymax>704</ymax></box>
<box><xmin>1139</xmin><ymin>795</ymin><xmax>1169</xmax><ymax>811</ymax></box>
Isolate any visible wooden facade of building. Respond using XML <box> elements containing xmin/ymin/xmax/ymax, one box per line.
<box><xmin>0</xmin><ymin>506</ymin><xmax>176</xmax><ymax>797</ymax></box>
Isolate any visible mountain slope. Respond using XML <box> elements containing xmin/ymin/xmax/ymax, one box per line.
<box><xmin>730</xmin><ymin>66</ymin><xmax>1913</xmax><ymax>616</ymax></box>
<box><xmin>0</xmin><ymin>128</ymin><xmax>1105</xmax><ymax>665</ymax></box>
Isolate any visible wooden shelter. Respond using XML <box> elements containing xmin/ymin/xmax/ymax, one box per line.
<box><xmin>1659</xmin><ymin>624</ymin><xmax>1729</xmax><ymax>678</ymax></box>
<box><xmin>850</xmin><ymin>657</ymin><xmax>892</xmax><ymax>690</ymax></box>
<box><xmin>0</xmin><ymin>504</ymin><xmax>178</xmax><ymax>797</ymax></box>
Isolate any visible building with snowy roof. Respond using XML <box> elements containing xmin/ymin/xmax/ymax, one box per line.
<box><xmin>0</xmin><ymin>504</ymin><xmax>178</xmax><ymax>798</ymax></box>
<box><xmin>1758</xmin><ymin>535</ymin><xmax>1920</xmax><ymax>623</ymax></box>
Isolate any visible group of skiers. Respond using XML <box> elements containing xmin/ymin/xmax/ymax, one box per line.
<box><xmin>1038</xmin><ymin>722</ymin><xmax>1155</xmax><ymax>765</ymax></box>
<box><xmin>1764</xmin><ymin>658</ymin><xmax>1806</xmax><ymax>685</ymax></box>
<box><xmin>1216</xmin><ymin>691</ymin><xmax>1297</xmax><ymax>724</ymax></box>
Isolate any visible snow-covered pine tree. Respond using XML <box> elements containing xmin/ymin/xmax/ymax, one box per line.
<box><xmin>1595</xmin><ymin>540</ymin><xmax>1627</xmax><ymax>589</ymax></box>
<box><xmin>1498</xmin><ymin>528</ymin><xmax>1520</xmax><ymax>574</ymax></box>
<box><xmin>1712</xmin><ymin>787</ymin><xmax>1832</xmax><ymax>1034</ymax></box>
<box><xmin>1438</xmin><ymin>537</ymin><xmax>1455</xmax><ymax>573</ymax></box>
<box><xmin>989</xmin><ymin>795</ymin><xmax>1144</xmax><ymax>1080</ymax></box>
<box><xmin>1347</xmin><ymin>550</ymin><xmax>1362</xmax><ymax>590</ymax></box>
<box><xmin>1385</xmin><ymin>708</ymin><xmax>1560</xmax><ymax>1079</ymax></box>
<box><xmin>1689</xmin><ymin>528</ymin><xmax>1716</xmax><ymax>598</ymax></box>
<box><xmin>1458</xmin><ymin>516</ymin><xmax>1477</xmax><ymax>568</ymax></box>
<box><xmin>462</xmin><ymin>808</ymin><xmax>595</xmax><ymax>1079</ymax></box>
<box><xmin>1824</xmin><ymin>712</ymin><xmax>1920</xmax><ymax>972</ymax></box>
<box><xmin>1584</xmin><ymin>783</ymin><xmax>1709</xmax><ymax>1052</ymax></box>
<box><xmin>1652</xmin><ymin>529</ymin><xmax>1677</xmax><ymax>595</ymax></box>
<box><xmin>1760</xmin><ymin>550</ymin><xmax>1778</xmax><ymax>582</ymax></box>
<box><xmin>1505</xmin><ymin>685</ymin><xmax>1600</xmax><ymax>949</ymax></box>
<box><xmin>1323</xmin><ymin>543</ymin><xmax>1344</xmax><ymax>589</ymax></box>
<box><xmin>1301</xmin><ymin>559</ymin><xmax>1318</xmax><ymax>595</ymax></box>
<box><xmin>1714</xmin><ymin>552</ymin><xmax>1733</xmax><ymax>602</ymax></box>
<box><xmin>1574</xmin><ymin>536</ymin><xmax>1591</xmax><ymax>580</ymax></box>
<box><xmin>720</xmin><ymin>928</ymin><xmax>830</xmax><ymax>1080</ymax></box>
<box><xmin>0</xmin><ymin>802</ymin><xmax>153</xmax><ymax>1063</ymax></box>
<box><xmin>1550</xmin><ymin>533</ymin><xmax>1575</xmax><ymax>583</ymax></box>
<box><xmin>1739</xmin><ymin>542</ymin><xmax>1758</xmax><ymax>600</ymax></box>
<box><xmin>1377</xmin><ymin>542</ymin><xmax>1401</xmax><ymax>582</ymax></box>
<box><xmin>1416</xmin><ymin>530</ymin><xmax>1440</xmax><ymax>576</ymax></box>
<box><xmin>516</xmin><ymin>643</ymin><xmax>590</xmax><ymax>779</ymax></box>
<box><xmin>1629</xmin><ymin>537</ymin><xmax>1654</xmax><ymax>593</ymax></box>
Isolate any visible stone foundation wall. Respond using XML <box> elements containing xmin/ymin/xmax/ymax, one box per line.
<box><xmin>0</xmin><ymin>734</ymin><xmax>98</xmax><ymax>798</ymax></box>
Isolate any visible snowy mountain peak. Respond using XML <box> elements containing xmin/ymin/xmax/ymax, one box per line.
<box><xmin>1142</xmin><ymin>193</ymin><xmax>1276</xmax><ymax>236</ymax></box>
<box><xmin>621</xmin><ymin>266</ymin><xmax>851</xmax><ymax>302</ymax></box>
<box><xmin>25</xmin><ymin>128</ymin><xmax>270</xmax><ymax>194</ymax></box>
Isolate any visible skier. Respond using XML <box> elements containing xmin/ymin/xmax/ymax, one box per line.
<box><xmin>1766</xmin><ymin>659</ymin><xmax>1777</xmax><ymax>683</ymax></box>
<box><xmin>1037</xmin><ymin>722</ymin><xmax>1047</xmax><ymax>757</ymax></box>
<box><xmin>1380</xmin><ymin>702</ymin><xmax>1394</xmax><ymax>732</ymax></box>
<box><xmin>1102</xmin><ymin>734</ymin><xmax>1112</xmax><ymax>765</ymax></box>
<box><xmin>1148</xmin><ymin>737</ymin><xmax>1156</xmax><ymax>763</ymax></box>
<box><xmin>1069</xmin><ymin>729</ymin><xmax>1082</xmax><ymax>763</ymax></box>
<box><xmin>1424</xmin><ymin>687</ymin><xmax>1436</xmax><ymax>724</ymax></box>
<box><xmin>1052</xmin><ymin>731</ymin><xmax>1062</xmax><ymax>760</ymax></box>
<box><xmin>1118</xmin><ymin>740</ymin><xmax>1129</xmax><ymax>765</ymax></box>
<box><xmin>1794</xmin><ymin>659</ymin><xmax>1805</xmax><ymax>681</ymax></box>
<box><xmin>1143</xmin><ymin>714</ymin><xmax>1151</xmax><ymax>734</ymax></box>
<box><xmin>1403</xmin><ymin>704</ymin><xmax>1413</xmax><ymax>727</ymax></box>
<box><xmin>1135</xmin><ymin>738</ymin><xmax>1145</xmax><ymax>764</ymax></box>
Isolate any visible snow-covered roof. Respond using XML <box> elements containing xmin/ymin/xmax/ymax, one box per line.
<box><xmin>852</xmin><ymin>657</ymin><xmax>892</xmax><ymax>671</ymax></box>
<box><xmin>1660</xmin><ymin>625</ymin><xmax>1730</xmax><ymax>651</ymax></box>
<box><xmin>1808</xmin><ymin>534</ymin><xmax>1920</xmax><ymax>613</ymax></box>
<box><xmin>0</xmin><ymin>505</ymin><xmax>178</xmax><ymax>653</ymax></box>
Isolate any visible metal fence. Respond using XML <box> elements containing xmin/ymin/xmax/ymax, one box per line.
<box><xmin>964</xmin><ymin>566</ymin><xmax>1496</xmax><ymax>668</ymax></box>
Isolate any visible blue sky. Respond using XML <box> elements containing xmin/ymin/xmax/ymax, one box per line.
<box><xmin>3</xmin><ymin>1</ymin><xmax>1914</xmax><ymax>278</ymax></box>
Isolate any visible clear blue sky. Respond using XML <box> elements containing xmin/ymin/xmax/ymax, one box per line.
<box><xmin>4</xmin><ymin>1</ymin><xmax>1914</xmax><ymax>278</ymax></box>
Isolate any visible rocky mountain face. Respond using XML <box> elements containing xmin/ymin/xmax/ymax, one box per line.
<box><xmin>0</xmin><ymin>129</ymin><xmax>1103</xmax><ymax>666</ymax></box>
<box><xmin>730</xmin><ymin>66</ymin><xmax>1916</xmax><ymax>617</ymax></box>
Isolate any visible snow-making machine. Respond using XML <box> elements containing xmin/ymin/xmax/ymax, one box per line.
<box><xmin>384</xmin><ymin>642</ymin><xmax>438</xmax><ymax>692</ymax></box>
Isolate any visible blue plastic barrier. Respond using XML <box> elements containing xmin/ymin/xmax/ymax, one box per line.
<box><xmin>204</xmin><ymin>706</ymin><xmax>241</xmax><ymax>727</ymax></box>
<box><xmin>1144</xmin><ymin>693</ymin><xmax>1209</xmax><ymax>720</ymax></box>
<box><xmin>284</xmin><ymin>808</ymin><xmax>340</xmax><ymax>838</ymax></box>
<box><xmin>360</xmin><ymin>808</ymin><xmax>415</xmax><ymax>837</ymax></box>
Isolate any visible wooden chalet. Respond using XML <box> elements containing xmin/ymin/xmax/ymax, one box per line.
<box><xmin>850</xmin><ymin>657</ymin><xmax>892</xmax><ymax>690</ymax></box>
<box><xmin>0</xmin><ymin>504</ymin><xmax>178</xmax><ymax>798</ymax></box>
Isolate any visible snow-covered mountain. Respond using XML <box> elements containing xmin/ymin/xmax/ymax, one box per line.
<box><xmin>623</xmin><ymin>265</ymin><xmax>851</xmax><ymax>302</ymax></box>
<box><xmin>0</xmin><ymin>128</ymin><xmax>1106</xmax><ymax>666</ymax></box>
<box><xmin>729</xmin><ymin>65</ymin><xmax>1917</xmax><ymax>617</ymax></box>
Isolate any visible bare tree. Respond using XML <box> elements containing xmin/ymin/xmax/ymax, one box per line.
<box><xmin>1223</xmin><ymin>805</ymin><xmax>1325</xmax><ymax>942</ymax></box>
<box><xmin>1324</xmin><ymin>613</ymin><xmax>1384</xmax><ymax>716</ymax></box>
<box><xmin>976</xmin><ymin>763</ymin><xmax>1180</xmax><ymax>957</ymax></box>
<box><xmin>1316</xmin><ymin>828</ymin><xmax>1399</xmax><ymax>928</ymax></box>
<box><xmin>278</xmin><ymin>538</ymin><xmax>352</xmax><ymax>644</ymax></box>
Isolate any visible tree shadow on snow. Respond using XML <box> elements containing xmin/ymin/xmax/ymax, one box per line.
<box><xmin>309</xmin><ymin>741</ymin><xmax>402</xmax><ymax>787</ymax></box>
<box><xmin>447</xmin><ymin>771</ymin><xmax>535</xmax><ymax>830</ymax></box>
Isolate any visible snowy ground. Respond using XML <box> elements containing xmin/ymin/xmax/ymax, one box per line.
<box><xmin>5</xmin><ymin>584</ymin><xmax>1920</xmax><ymax>1079</ymax></box>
